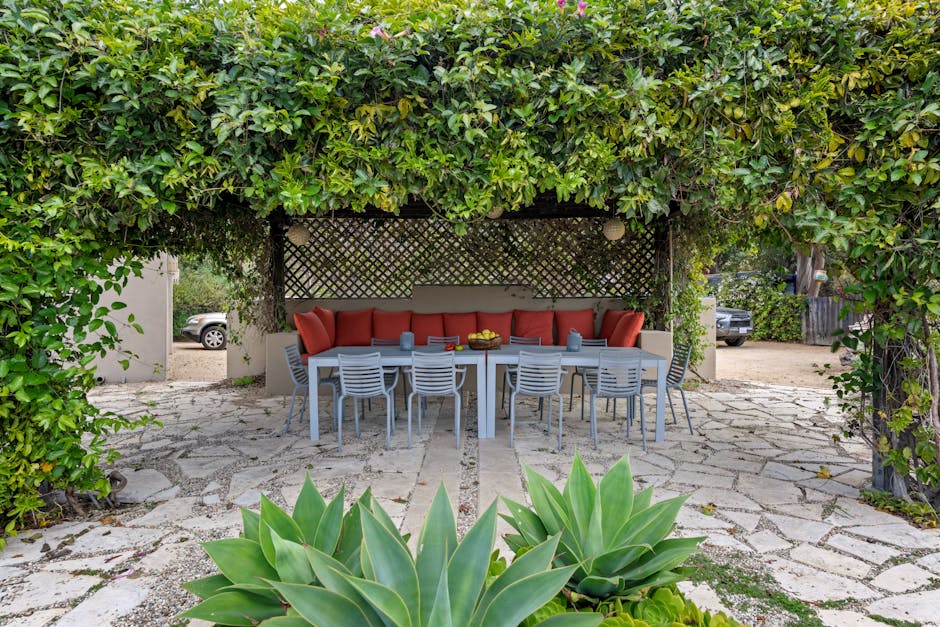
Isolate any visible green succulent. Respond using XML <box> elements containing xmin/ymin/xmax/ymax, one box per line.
<box><xmin>502</xmin><ymin>454</ymin><xmax>703</xmax><ymax>600</ymax></box>
<box><xmin>182</xmin><ymin>475</ymin><xmax>592</xmax><ymax>626</ymax></box>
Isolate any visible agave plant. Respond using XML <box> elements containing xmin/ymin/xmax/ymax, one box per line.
<box><xmin>182</xmin><ymin>475</ymin><xmax>591</xmax><ymax>626</ymax></box>
<box><xmin>502</xmin><ymin>454</ymin><xmax>702</xmax><ymax>601</ymax></box>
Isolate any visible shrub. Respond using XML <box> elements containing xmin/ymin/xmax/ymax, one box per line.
<box><xmin>172</xmin><ymin>257</ymin><xmax>231</xmax><ymax>336</ymax></box>
<box><xmin>712</xmin><ymin>273</ymin><xmax>807</xmax><ymax>342</ymax></box>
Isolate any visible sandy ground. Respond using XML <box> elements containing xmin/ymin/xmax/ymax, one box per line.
<box><xmin>169</xmin><ymin>339</ymin><xmax>848</xmax><ymax>389</ymax></box>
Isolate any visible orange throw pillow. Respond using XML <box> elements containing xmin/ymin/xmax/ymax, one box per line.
<box><xmin>335</xmin><ymin>309</ymin><xmax>374</xmax><ymax>346</ymax></box>
<box><xmin>443</xmin><ymin>312</ymin><xmax>478</xmax><ymax>343</ymax></box>
<box><xmin>475</xmin><ymin>312</ymin><xmax>512</xmax><ymax>339</ymax></box>
<box><xmin>312</xmin><ymin>306</ymin><xmax>336</xmax><ymax>346</ymax></box>
<box><xmin>554</xmin><ymin>309</ymin><xmax>596</xmax><ymax>340</ymax></box>
<box><xmin>294</xmin><ymin>311</ymin><xmax>332</xmax><ymax>356</ymax></box>
<box><xmin>608</xmin><ymin>312</ymin><xmax>645</xmax><ymax>347</ymax></box>
<box><xmin>373</xmin><ymin>310</ymin><xmax>412</xmax><ymax>340</ymax></box>
<box><xmin>599</xmin><ymin>309</ymin><xmax>634</xmax><ymax>340</ymax></box>
<box><xmin>411</xmin><ymin>313</ymin><xmax>445</xmax><ymax>345</ymax></box>
<box><xmin>513</xmin><ymin>309</ymin><xmax>555</xmax><ymax>346</ymax></box>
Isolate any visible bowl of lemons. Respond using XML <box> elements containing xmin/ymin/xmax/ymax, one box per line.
<box><xmin>467</xmin><ymin>329</ymin><xmax>502</xmax><ymax>350</ymax></box>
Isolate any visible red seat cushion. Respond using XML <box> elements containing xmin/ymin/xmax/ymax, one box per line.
<box><xmin>475</xmin><ymin>311</ymin><xmax>512</xmax><ymax>340</ymax></box>
<box><xmin>608</xmin><ymin>312</ymin><xmax>645</xmax><ymax>348</ymax></box>
<box><xmin>294</xmin><ymin>311</ymin><xmax>332</xmax><ymax>356</ymax></box>
<box><xmin>373</xmin><ymin>310</ymin><xmax>412</xmax><ymax>340</ymax></box>
<box><xmin>312</xmin><ymin>306</ymin><xmax>336</xmax><ymax>347</ymax></box>
<box><xmin>335</xmin><ymin>308</ymin><xmax>374</xmax><ymax>346</ymax></box>
<box><xmin>599</xmin><ymin>309</ymin><xmax>634</xmax><ymax>340</ymax></box>
<box><xmin>411</xmin><ymin>313</ymin><xmax>445</xmax><ymax>345</ymax></box>
<box><xmin>554</xmin><ymin>309</ymin><xmax>596</xmax><ymax>340</ymax></box>
<box><xmin>443</xmin><ymin>312</ymin><xmax>478</xmax><ymax>343</ymax></box>
<box><xmin>513</xmin><ymin>309</ymin><xmax>555</xmax><ymax>346</ymax></box>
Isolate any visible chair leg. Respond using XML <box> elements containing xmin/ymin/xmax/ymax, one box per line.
<box><xmin>580</xmin><ymin>376</ymin><xmax>587</xmax><ymax>421</ymax></box>
<box><xmin>624</xmin><ymin>396</ymin><xmax>631</xmax><ymax>440</ymax></box>
<box><xmin>385</xmin><ymin>393</ymin><xmax>392</xmax><ymax>450</ymax></box>
<box><xmin>509</xmin><ymin>391</ymin><xmax>517</xmax><ymax>448</ymax></box>
<box><xmin>454</xmin><ymin>392</ymin><xmax>461</xmax><ymax>449</ymax></box>
<box><xmin>330</xmin><ymin>385</ymin><xmax>338</xmax><ymax>431</ymax></box>
<box><xmin>418</xmin><ymin>394</ymin><xmax>423</xmax><ymax>432</ymax></box>
<box><xmin>568</xmin><ymin>372</ymin><xmax>575</xmax><ymax>411</ymax></box>
<box><xmin>336</xmin><ymin>395</ymin><xmax>344</xmax><ymax>454</ymax></box>
<box><xmin>667</xmin><ymin>389</ymin><xmax>678</xmax><ymax>425</ymax></box>
<box><xmin>354</xmin><ymin>397</ymin><xmax>361</xmax><ymax>438</ymax></box>
<box><xmin>639</xmin><ymin>395</ymin><xmax>647</xmax><ymax>451</ymax></box>
<box><xmin>407</xmin><ymin>393</ymin><xmax>414</xmax><ymax>449</ymax></box>
<box><xmin>589</xmin><ymin>392</ymin><xmax>598</xmax><ymax>449</ymax></box>
<box><xmin>556</xmin><ymin>393</ymin><xmax>563</xmax><ymax>451</ymax></box>
<box><xmin>679</xmin><ymin>387</ymin><xmax>693</xmax><ymax>434</ymax></box>
<box><xmin>285</xmin><ymin>387</ymin><xmax>298</xmax><ymax>433</ymax></box>
<box><xmin>545</xmin><ymin>395</ymin><xmax>552</xmax><ymax>437</ymax></box>
<box><xmin>501</xmin><ymin>369</ymin><xmax>508</xmax><ymax>410</ymax></box>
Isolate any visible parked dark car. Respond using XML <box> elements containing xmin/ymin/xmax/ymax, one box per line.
<box><xmin>181</xmin><ymin>312</ymin><xmax>227</xmax><ymax>350</ymax></box>
<box><xmin>716</xmin><ymin>307</ymin><xmax>753</xmax><ymax>346</ymax></box>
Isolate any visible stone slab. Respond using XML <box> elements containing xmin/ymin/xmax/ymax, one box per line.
<box><xmin>669</xmin><ymin>470</ymin><xmax>734</xmax><ymax>489</ymax></box>
<box><xmin>746</xmin><ymin>530</ymin><xmax>791</xmax><ymax>553</ymax></box>
<box><xmin>68</xmin><ymin>525</ymin><xmax>167</xmax><ymax>554</ymax></box>
<box><xmin>916</xmin><ymin>551</ymin><xmax>940</xmax><ymax>575</ymax></box>
<box><xmin>766</xmin><ymin>513</ymin><xmax>833</xmax><ymax>543</ymax></box>
<box><xmin>2</xmin><ymin>571</ymin><xmax>102</xmax><ymax>615</ymax></box>
<box><xmin>817</xmin><ymin>609</ymin><xmax>887</xmax><ymax>627</ymax></box>
<box><xmin>686</xmin><ymin>487</ymin><xmax>762</xmax><ymax>511</ymax></box>
<box><xmin>718</xmin><ymin>510</ymin><xmax>762</xmax><ymax>532</ymax></box>
<box><xmin>736</xmin><ymin>475</ymin><xmax>803</xmax><ymax>505</ymax></box>
<box><xmin>842</xmin><ymin>524</ymin><xmax>940</xmax><ymax>550</ymax></box>
<box><xmin>764</xmin><ymin>557</ymin><xmax>876</xmax><ymax>602</ymax></box>
<box><xmin>870</xmin><ymin>563</ymin><xmax>933</xmax><ymax>593</ymax></box>
<box><xmin>115</xmin><ymin>468</ymin><xmax>175</xmax><ymax>504</ymax></box>
<box><xmin>2</xmin><ymin>609</ymin><xmax>69</xmax><ymax>627</ymax></box>
<box><xmin>789</xmin><ymin>544</ymin><xmax>870</xmax><ymax>578</ymax></box>
<box><xmin>824</xmin><ymin>497</ymin><xmax>902</xmax><ymax>527</ymax></box>
<box><xmin>126</xmin><ymin>497</ymin><xmax>202</xmax><ymax>527</ymax></box>
<box><xmin>53</xmin><ymin>576</ymin><xmax>152</xmax><ymax>626</ymax></box>
<box><xmin>866</xmin><ymin>588</ymin><xmax>940</xmax><ymax>626</ymax></box>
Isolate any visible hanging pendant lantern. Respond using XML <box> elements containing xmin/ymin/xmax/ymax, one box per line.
<box><xmin>603</xmin><ymin>217</ymin><xmax>625</xmax><ymax>241</ymax></box>
<box><xmin>486</xmin><ymin>207</ymin><xmax>504</xmax><ymax>219</ymax></box>
<box><xmin>286</xmin><ymin>223</ymin><xmax>311</xmax><ymax>246</ymax></box>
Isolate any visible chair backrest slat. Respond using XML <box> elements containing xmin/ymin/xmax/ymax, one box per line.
<box><xmin>667</xmin><ymin>343</ymin><xmax>692</xmax><ymax>385</ymax></box>
<box><xmin>284</xmin><ymin>344</ymin><xmax>309</xmax><ymax>386</ymax></box>
<box><xmin>515</xmin><ymin>350</ymin><xmax>562</xmax><ymax>395</ymax></box>
<box><xmin>410</xmin><ymin>351</ymin><xmax>458</xmax><ymax>395</ymax></box>
<box><xmin>427</xmin><ymin>335</ymin><xmax>459</xmax><ymax>345</ymax></box>
<box><xmin>582</xmin><ymin>338</ymin><xmax>608</xmax><ymax>347</ymax></box>
<box><xmin>338</xmin><ymin>352</ymin><xmax>386</xmax><ymax>396</ymax></box>
<box><xmin>597</xmin><ymin>350</ymin><xmax>642</xmax><ymax>396</ymax></box>
<box><xmin>509</xmin><ymin>336</ymin><xmax>542</xmax><ymax>346</ymax></box>
<box><xmin>371</xmin><ymin>337</ymin><xmax>400</xmax><ymax>347</ymax></box>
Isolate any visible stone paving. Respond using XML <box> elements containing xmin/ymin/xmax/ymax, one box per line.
<box><xmin>1</xmin><ymin>379</ymin><xmax>939</xmax><ymax>626</ymax></box>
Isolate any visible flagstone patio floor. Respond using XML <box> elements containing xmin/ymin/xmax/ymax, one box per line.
<box><xmin>1</xmin><ymin>379</ymin><xmax>938</xmax><ymax>626</ymax></box>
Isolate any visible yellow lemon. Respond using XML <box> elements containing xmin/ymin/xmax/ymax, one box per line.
<box><xmin>455</xmin><ymin>345</ymin><xmax>464</xmax><ymax>351</ymax></box>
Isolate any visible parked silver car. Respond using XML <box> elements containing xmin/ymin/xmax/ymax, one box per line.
<box><xmin>181</xmin><ymin>312</ymin><xmax>227</xmax><ymax>350</ymax></box>
<box><xmin>716</xmin><ymin>307</ymin><xmax>752</xmax><ymax>346</ymax></box>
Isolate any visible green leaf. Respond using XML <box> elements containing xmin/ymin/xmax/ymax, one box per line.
<box><xmin>180</xmin><ymin>590</ymin><xmax>284</xmax><ymax>625</ymax></box>
<box><xmin>524</xmin><ymin>466</ymin><xmax>571</xmax><ymax>536</ymax></box>
<box><xmin>202</xmin><ymin>538</ymin><xmax>278</xmax><ymax>585</ymax></box>
<box><xmin>562</xmin><ymin>454</ymin><xmax>596</xmax><ymax>541</ymax></box>
<box><xmin>259</xmin><ymin>495</ymin><xmax>304</xmax><ymax>566</ymax></box>
<box><xmin>292</xmin><ymin>474</ymin><xmax>327</xmax><ymax>545</ymax></box>
<box><xmin>472</xmin><ymin>565</ymin><xmax>578</xmax><ymax>627</ymax></box>
<box><xmin>425</xmin><ymin>559</ymin><xmax>453</xmax><ymax>627</ymax></box>
<box><xmin>475</xmin><ymin>533</ymin><xmax>561</xmax><ymax>615</ymax></box>
<box><xmin>598</xmin><ymin>455</ymin><xmax>635</xmax><ymax>546</ymax></box>
<box><xmin>447</xmin><ymin>501</ymin><xmax>497</xmax><ymax>626</ymax></box>
<box><xmin>360</xmin><ymin>508</ymin><xmax>420</xmax><ymax>624</ymax></box>
<box><xmin>416</xmin><ymin>484</ymin><xmax>458</xmax><ymax>626</ymax></box>
<box><xmin>346</xmin><ymin>575</ymin><xmax>413</xmax><ymax>627</ymax></box>
<box><xmin>314</xmin><ymin>484</ymin><xmax>345</xmax><ymax>555</ymax></box>
<box><xmin>181</xmin><ymin>573</ymin><xmax>232</xmax><ymax>599</ymax></box>
<box><xmin>242</xmin><ymin>507</ymin><xmax>261</xmax><ymax>542</ymax></box>
<box><xmin>272</xmin><ymin>581</ymin><xmax>376</xmax><ymax>627</ymax></box>
<box><xmin>535</xmin><ymin>614</ymin><xmax>604</xmax><ymax>626</ymax></box>
<box><xmin>270</xmin><ymin>526</ymin><xmax>315</xmax><ymax>584</ymax></box>
<box><xmin>304</xmin><ymin>547</ymin><xmax>385</xmax><ymax>626</ymax></box>
<box><xmin>258</xmin><ymin>616</ymin><xmax>314</xmax><ymax>626</ymax></box>
<box><xmin>615</xmin><ymin>536</ymin><xmax>702</xmax><ymax>583</ymax></box>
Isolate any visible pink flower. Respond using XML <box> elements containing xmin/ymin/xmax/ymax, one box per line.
<box><xmin>576</xmin><ymin>1</ymin><xmax>587</xmax><ymax>16</ymax></box>
<box><xmin>557</xmin><ymin>0</ymin><xmax>565</xmax><ymax>7</ymax></box>
<box><xmin>369</xmin><ymin>25</ymin><xmax>390</xmax><ymax>40</ymax></box>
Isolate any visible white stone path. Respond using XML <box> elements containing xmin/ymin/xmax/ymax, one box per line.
<box><xmin>1</xmin><ymin>379</ymin><xmax>938</xmax><ymax>626</ymax></box>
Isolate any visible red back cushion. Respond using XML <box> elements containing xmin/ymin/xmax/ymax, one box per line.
<box><xmin>513</xmin><ymin>309</ymin><xmax>555</xmax><ymax>346</ymax></box>
<box><xmin>475</xmin><ymin>312</ymin><xmax>512</xmax><ymax>339</ymax></box>
<box><xmin>443</xmin><ymin>312</ymin><xmax>478</xmax><ymax>343</ymax></box>
<box><xmin>599</xmin><ymin>309</ymin><xmax>634</xmax><ymax>340</ymax></box>
<box><xmin>312</xmin><ymin>306</ymin><xmax>336</xmax><ymax>346</ymax></box>
<box><xmin>294</xmin><ymin>311</ymin><xmax>331</xmax><ymax>356</ymax></box>
<box><xmin>373</xmin><ymin>310</ymin><xmax>412</xmax><ymax>340</ymax></box>
<box><xmin>411</xmin><ymin>313</ymin><xmax>445</xmax><ymax>345</ymax></box>
<box><xmin>609</xmin><ymin>312</ymin><xmax>645</xmax><ymax>348</ymax></box>
<box><xmin>554</xmin><ymin>309</ymin><xmax>596</xmax><ymax>340</ymax></box>
<box><xmin>335</xmin><ymin>309</ymin><xmax>374</xmax><ymax>346</ymax></box>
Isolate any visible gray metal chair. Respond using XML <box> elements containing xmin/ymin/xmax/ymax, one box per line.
<box><xmin>584</xmin><ymin>350</ymin><xmax>645</xmax><ymax>450</ymax></box>
<box><xmin>336</xmin><ymin>352</ymin><xmax>399</xmax><ymax>452</ymax></box>
<box><xmin>566</xmin><ymin>338</ymin><xmax>608</xmax><ymax>419</ymax></box>
<box><xmin>427</xmin><ymin>335</ymin><xmax>467</xmax><ymax>405</ymax></box>
<box><xmin>371</xmin><ymin>337</ymin><xmax>409</xmax><ymax>402</ymax></box>
<box><xmin>407</xmin><ymin>351</ymin><xmax>465</xmax><ymax>448</ymax></box>
<box><xmin>283</xmin><ymin>344</ymin><xmax>338</xmax><ymax>433</ymax></box>
<box><xmin>501</xmin><ymin>336</ymin><xmax>542</xmax><ymax>410</ymax></box>
<box><xmin>508</xmin><ymin>351</ymin><xmax>566</xmax><ymax>450</ymax></box>
<box><xmin>642</xmin><ymin>342</ymin><xmax>693</xmax><ymax>434</ymax></box>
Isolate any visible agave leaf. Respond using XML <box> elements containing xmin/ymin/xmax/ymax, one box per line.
<box><xmin>241</xmin><ymin>507</ymin><xmax>261</xmax><ymax>542</ymax></box>
<box><xmin>272</xmin><ymin>581</ymin><xmax>379</xmax><ymax>627</ymax></box>
<box><xmin>219</xmin><ymin>583</ymin><xmax>281</xmax><ymax>601</ymax></box>
<box><xmin>536</xmin><ymin>614</ymin><xmax>605</xmax><ymax>626</ymax></box>
<box><xmin>471</xmin><ymin>565</ymin><xmax>579</xmax><ymax>627</ymax></box>
<box><xmin>305</xmin><ymin>546</ymin><xmax>385</xmax><ymax>626</ymax></box>
<box><xmin>475</xmin><ymin>533</ymin><xmax>560</xmax><ymax>614</ymax></box>
<box><xmin>582</xmin><ymin>491</ymin><xmax>605</xmax><ymax>566</ymax></box>
<box><xmin>292</xmin><ymin>474</ymin><xmax>327</xmax><ymax>545</ymax></box>
<box><xmin>632</xmin><ymin>485</ymin><xmax>653</xmax><ymax>513</ymax></box>
<box><xmin>368</xmin><ymin>492</ymin><xmax>410</xmax><ymax>550</ymax></box>
<box><xmin>447</xmin><ymin>501</ymin><xmax>498</xmax><ymax>626</ymax></box>
<box><xmin>346</xmin><ymin>574</ymin><xmax>414</xmax><ymax>627</ymax></box>
<box><xmin>334</xmin><ymin>499</ymin><xmax>364</xmax><ymax>572</ymax></box>
<box><xmin>314</xmin><ymin>485</ymin><xmax>345</xmax><ymax>555</ymax></box>
<box><xmin>575</xmin><ymin>573</ymin><xmax>620</xmax><ymax>597</ymax></box>
<box><xmin>270</xmin><ymin>526</ymin><xmax>315</xmax><ymax>584</ymax></box>
<box><xmin>598</xmin><ymin>456</ymin><xmax>635</xmax><ymax>546</ymax></box>
<box><xmin>360</xmin><ymin>508</ymin><xmax>421</xmax><ymax>625</ymax></box>
<box><xmin>182</xmin><ymin>573</ymin><xmax>232</xmax><ymax>600</ymax></box>
<box><xmin>609</xmin><ymin>496</ymin><xmax>686</xmax><ymax>560</ymax></box>
<box><xmin>524</xmin><ymin>466</ymin><xmax>572</xmax><ymax>537</ymax></box>
<box><xmin>619</xmin><ymin>569</ymin><xmax>687</xmax><ymax>598</ymax></box>
<box><xmin>179</xmin><ymin>590</ymin><xmax>283</xmax><ymax>626</ymax></box>
<box><xmin>259</xmin><ymin>495</ymin><xmax>305</xmax><ymax>567</ymax></box>
<box><xmin>416</xmin><ymin>484</ymin><xmax>458</xmax><ymax>626</ymax></box>
<box><xmin>203</xmin><ymin>538</ymin><xmax>278</xmax><ymax>585</ymax></box>
<box><xmin>562</xmin><ymin>454</ymin><xmax>596</xmax><ymax>541</ymax></box>
<box><xmin>500</xmin><ymin>498</ymin><xmax>548</xmax><ymax>547</ymax></box>
<box><xmin>425</xmin><ymin>558</ymin><xmax>454</xmax><ymax>627</ymax></box>
<box><xmin>258</xmin><ymin>617</ymin><xmax>314</xmax><ymax>626</ymax></box>
<box><xmin>615</xmin><ymin>537</ymin><xmax>702</xmax><ymax>584</ymax></box>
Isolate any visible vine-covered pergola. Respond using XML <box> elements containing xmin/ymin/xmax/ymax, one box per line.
<box><xmin>2</xmin><ymin>0</ymin><xmax>939</xmax><ymax>540</ymax></box>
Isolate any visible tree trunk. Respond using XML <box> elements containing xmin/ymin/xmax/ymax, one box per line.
<box><xmin>269</xmin><ymin>210</ymin><xmax>288</xmax><ymax>330</ymax></box>
<box><xmin>871</xmin><ymin>337</ymin><xmax>908</xmax><ymax>498</ymax></box>
<box><xmin>795</xmin><ymin>243</ymin><xmax>826</xmax><ymax>297</ymax></box>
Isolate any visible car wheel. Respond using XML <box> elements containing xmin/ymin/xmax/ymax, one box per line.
<box><xmin>201</xmin><ymin>326</ymin><xmax>227</xmax><ymax>350</ymax></box>
<box><xmin>725</xmin><ymin>337</ymin><xmax>746</xmax><ymax>347</ymax></box>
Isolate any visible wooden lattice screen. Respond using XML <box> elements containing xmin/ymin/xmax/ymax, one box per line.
<box><xmin>283</xmin><ymin>217</ymin><xmax>664</xmax><ymax>299</ymax></box>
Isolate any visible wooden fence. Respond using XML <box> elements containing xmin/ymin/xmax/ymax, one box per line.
<box><xmin>802</xmin><ymin>296</ymin><xmax>866</xmax><ymax>345</ymax></box>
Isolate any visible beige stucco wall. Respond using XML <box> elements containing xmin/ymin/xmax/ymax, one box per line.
<box><xmin>92</xmin><ymin>254</ymin><xmax>173</xmax><ymax>384</ymax></box>
<box><xmin>227</xmin><ymin>309</ymin><xmax>267</xmax><ymax>380</ymax></box>
<box><xmin>698</xmin><ymin>296</ymin><xmax>717</xmax><ymax>380</ymax></box>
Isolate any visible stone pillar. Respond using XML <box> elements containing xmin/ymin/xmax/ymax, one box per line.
<box><xmin>698</xmin><ymin>297</ymin><xmax>717</xmax><ymax>380</ymax></box>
